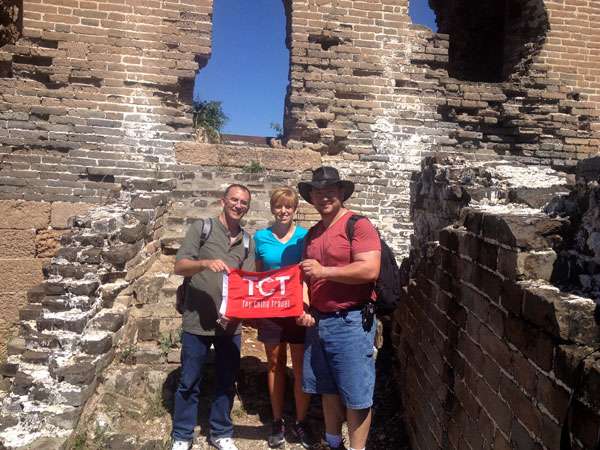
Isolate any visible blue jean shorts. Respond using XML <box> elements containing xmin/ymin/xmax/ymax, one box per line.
<box><xmin>302</xmin><ymin>306</ymin><xmax>376</xmax><ymax>410</ymax></box>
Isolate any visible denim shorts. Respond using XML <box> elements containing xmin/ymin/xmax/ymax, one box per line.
<box><xmin>256</xmin><ymin>317</ymin><xmax>307</xmax><ymax>345</ymax></box>
<box><xmin>302</xmin><ymin>306</ymin><xmax>376</xmax><ymax>410</ymax></box>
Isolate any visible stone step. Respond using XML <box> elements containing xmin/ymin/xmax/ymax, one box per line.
<box><xmin>37</xmin><ymin>310</ymin><xmax>92</xmax><ymax>334</ymax></box>
<box><xmin>132</xmin><ymin>341</ymin><xmax>170</xmax><ymax>365</ymax></box>
<box><xmin>80</xmin><ymin>330</ymin><xmax>114</xmax><ymax>356</ymax></box>
<box><xmin>0</xmin><ymin>360</ymin><xmax>18</xmax><ymax>378</ymax></box>
<box><xmin>41</xmin><ymin>295</ymin><xmax>96</xmax><ymax>313</ymax></box>
<box><xmin>19</xmin><ymin>305</ymin><xmax>43</xmax><ymax>321</ymax></box>
<box><xmin>25</xmin><ymin>330</ymin><xmax>62</xmax><ymax>350</ymax></box>
<box><xmin>6</xmin><ymin>337</ymin><xmax>26</xmax><ymax>356</ymax></box>
<box><xmin>160</xmin><ymin>234</ymin><xmax>183</xmax><ymax>253</ymax></box>
<box><xmin>88</xmin><ymin>308</ymin><xmax>127</xmax><ymax>333</ymax></box>
<box><xmin>160</xmin><ymin>274</ymin><xmax>182</xmax><ymax>297</ymax></box>
<box><xmin>170</xmin><ymin>187</ymin><xmax>223</xmax><ymax>199</ymax></box>
<box><xmin>50</xmin><ymin>356</ymin><xmax>98</xmax><ymax>386</ymax></box>
<box><xmin>166</xmin><ymin>207</ymin><xmax>224</xmax><ymax>223</ymax></box>
<box><xmin>21</xmin><ymin>350</ymin><xmax>51</xmax><ymax>365</ymax></box>
<box><xmin>27</xmin><ymin>284</ymin><xmax>48</xmax><ymax>304</ymax></box>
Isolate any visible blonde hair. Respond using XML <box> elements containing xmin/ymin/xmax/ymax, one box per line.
<box><xmin>270</xmin><ymin>187</ymin><xmax>299</xmax><ymax>210</ymax></box>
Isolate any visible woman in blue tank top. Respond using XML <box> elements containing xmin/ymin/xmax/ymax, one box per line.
<box><xmin>254</xmin><ymin>187</ymin><xmax>314</xmax><ymax>449</ymax></box>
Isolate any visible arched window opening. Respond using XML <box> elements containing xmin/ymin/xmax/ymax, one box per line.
<box><xmin>429</xmin><ymin>0</ymin><xmax>549</xmax><ymax>82</ymax></box>
<box><xmin>408</xmin><ymin>1</ymin><xmax>438</xmax><ymax>32</ymax></box>
<box><xmin>193</xmin><ymin>0</ymin><xmax>289</xmax><ymax>139</ymax></box>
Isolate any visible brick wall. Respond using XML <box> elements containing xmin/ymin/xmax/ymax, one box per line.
<box><xmin>0</xmin><ymin>178</ymin><xmax>172</xmax><ymax>447</ymax></box>
<box><xmin>396</xmin><ymin>156</ymin><xmax>600</xmax><ymax>449</ymax></box>
<box><xmin>1</xmin><ymin>0</ymin><xmax>599</xmax><ymax>251</ymax></box>
<box><xmin>0</xmin><ymin>200</ymin><xmax>94</xmax><ymax>356</ymax></box>
<box><xmin>0</xmin><ymin>0</ymin><xmax>211</xmax><ymax>200</ymax></box>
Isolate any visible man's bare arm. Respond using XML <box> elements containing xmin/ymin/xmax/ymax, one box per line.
<box><xmin>299</xmin><ymin>250</ymin><xmax>380</xmax><ymax>284</ymax></box>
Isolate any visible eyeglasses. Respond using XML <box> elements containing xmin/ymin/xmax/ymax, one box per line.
<box><xmin>225</xmin><ymin>196</ymin><xmax>249</xmax><ymax>207</ymax></box>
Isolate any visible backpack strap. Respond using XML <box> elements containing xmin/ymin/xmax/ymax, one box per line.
<box><xmin>242</xmin><ymin>230</ymin><xmax>251</xmax><ymax>259</ymax></box>
<box><xmin>346</xmin><ymin>214</ymin><xmax>367</xmax><ymax>243</ymax></box>
<box><xmin>201</xmin><ymin>217</ymin><xmax>212</xmax><ymax>243</ymax></box>
<box><xmin>183</xmin><ymin>218</ymin><xmax>213</xmax><ymax>286</ymax></box>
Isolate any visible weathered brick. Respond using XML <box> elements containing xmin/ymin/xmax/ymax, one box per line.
<box><xmin>480</xmin><ymin>325</ymin><xmax>512</xmax><ymax>370</ymax></box>
<box><xmin>0</xmin><ymin>259</ymin><xmax>48</xmax><ymax>292</ymax></box>
<box><xmin>0</xmin><ymin>229</ymin><xmax>36</xmax><ymax>258</ymax></box>
<box><xmin>500</xmin><ymin>279</ymin><xmax>524</xmax><ymax>315</ymax></box>
<box><xmin>506</xmin><ymin>316</ymin><xmax>554</xmax><ymax>372</ymax></box>
<box><xmin>512</xmin><ymin>352</ymin><xmax>537</xmax><ymax>398</ymax></box>
<box><xmin>500</xmin><ymin>373</ymin><xmax>541</xmax><ymax>436</ymax></box>
<box><xmin>0</xmin><ymin>200</ymin><xmax>50</xmax><ymax>230</ymax></box>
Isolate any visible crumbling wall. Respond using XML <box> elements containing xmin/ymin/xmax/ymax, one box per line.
<box><xmin>1</xmin><ymin>0</ymin><xmax>600</xmax><ymax>446</ymax></box>
<box><xmin>396</xmin><ymin>156</ymin><xmax>600</xmax><ymax>449</ymax></box>
<box><xmin>0</xmin><ymin>178</ymin><xmax>171</xmax><ymax>448</ymax></box>
<box><xmin>0</xmin><ymin>201</ymin><xmax>95</xmax><ymax>357</ymax></box>
<box><xmin>0</xmin><ymin>0</ymin><xmax>211</xmax><ymax>201</ymax></box>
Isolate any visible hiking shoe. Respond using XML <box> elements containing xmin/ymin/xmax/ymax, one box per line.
<box><xmin>291</xmin><ymin>421</ymin><xmax>316</xmax><ymax>448</ymax></box>
<box><xmin>312</xmin><ymin>438</ymin><xmax>347</xmax><ymax>450</ymax></box>
<box><xmin>171</xmin><ymin>440</ymin><xmax>192</xmax><ymax>450</ymax></box>
<box><xmin>268</xmin><ymin>419</ymin><xmax>286</xmax><ymax>448</ymax></box>
<box><xmin>209</xmin><ymin>436</ymin><xmax>238</xmax><ymax>450</ymax></box>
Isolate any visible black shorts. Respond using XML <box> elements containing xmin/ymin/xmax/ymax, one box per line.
<box><xmin>256</xmin><ymin>317</ymin><xmax>307</xmax><ymax>345</ymax></box>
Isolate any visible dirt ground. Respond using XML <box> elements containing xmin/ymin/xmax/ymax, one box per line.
<box><xmin>66</xmin><ymin>324</ymin><xmax>411</xmax><ymax>450</ymax></box>
<box><xmin>186</xmin><ymin>326</ymin><xmax>411</xmax><ymax>450</ymax></box>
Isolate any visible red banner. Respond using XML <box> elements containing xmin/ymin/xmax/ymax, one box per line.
<box><xmin>220</xmin><ymin>264</ymin><xmax>304</xmax><ymax>318</ymax></box>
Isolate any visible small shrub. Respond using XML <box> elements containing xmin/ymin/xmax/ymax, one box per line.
<box><xmin>243</xmin><ymin>161</ymin><xmax>265</xmax><ymax>174</ymax></box>
<box><xmin>270</xmin><ymin>122</ymin><xmax>284</xmax><ymax>139</ymax></box>
<box><xmin>93</xmin><ymin>423</ymin><xmax>110</xmax><ymax>448</ymax></box>
<box><xmin>143</xmin><ymin>390</ymin><xmax>168</xmax><ymax>420</ymax></box>
<box><xmin>194</xmin><ymin>100</ymin><xmax>228</xmax><ymax>143</ymax></box>
<box><xmin>118</xmin><ymin>345</ymin><xmax>136</xmax><ymax>365</ymax></box>
<box><xmin>70</xmin><ymin>428</ymin><xmax>87</xmax><ymax>450</ymax></box>
<box><xmin>158</xmin><ymin>334</ymin><xmax>171</xmax><ymax>357</ymax></box>
<box><xmin>172</xmin><ymin>328</ymin><xmax>182</xmax><ymax>346</ymax></box>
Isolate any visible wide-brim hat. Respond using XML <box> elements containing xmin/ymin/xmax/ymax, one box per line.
<box><xmin>298</xmin><ymin>166</ymin><xmax>355</xmax><ymax>204</ymax></box>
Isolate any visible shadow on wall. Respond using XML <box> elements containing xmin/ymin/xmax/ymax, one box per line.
<box><xmin>430</xmin><ymin>0</ymin><xmax>549</xmax><ymax>82</ymax></box>
<box><xmin>0</xmin><ymin>0</ymin><xmax>22</xmax><ymax>49</ymax></box>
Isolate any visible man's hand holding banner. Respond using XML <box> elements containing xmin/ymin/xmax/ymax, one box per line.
<box><xmin>220</xmin><ymin>264</ymin><xmax>304</xmax><ymax>318</ymax></box>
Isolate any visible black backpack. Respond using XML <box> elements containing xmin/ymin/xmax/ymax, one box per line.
<box><xmin>175</xmin><ymin>218</ymin><xmax>251</xmax><ymax>314</ymax></box>
<box><xmin>305</xmin><ymin>214</ymin><xmax>402</xmax><ymax>315</ymax></box>
<box><xmin>346</xmin><ymin>215</ymin><xmax>402</xmax><ymax>315</ymax></box>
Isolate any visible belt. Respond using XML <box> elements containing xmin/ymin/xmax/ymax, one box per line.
<box><xmin>314</xmin><ymin>303</ymin><xmax>367</xmax><ymax>315</ymax></box>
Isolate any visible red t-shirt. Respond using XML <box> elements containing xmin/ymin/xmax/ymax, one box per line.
<box><xmin>303</xmin><ymin>212</ymin><xmax>381</xmax><ymax>312</ymax></box>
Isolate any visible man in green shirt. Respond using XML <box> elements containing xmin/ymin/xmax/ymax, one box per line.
<box><xmin>171</xmin><ymin>184</ymin><xmax>255</xmax><ymax>450</ymax></box>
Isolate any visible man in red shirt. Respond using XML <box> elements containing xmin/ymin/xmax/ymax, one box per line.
<box><xmin>296</xmin><ymin>167</ymin><xmax>381</xmax><ymax>450</ymax></box>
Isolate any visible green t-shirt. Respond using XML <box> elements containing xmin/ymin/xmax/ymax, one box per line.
<box><xmin>175</xmin><ymin>217</ymin><xmax>255</xmax><ymax>335</ymax></box>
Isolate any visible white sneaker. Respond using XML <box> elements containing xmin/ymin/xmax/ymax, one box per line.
<box><xmin>209</xmin><ymin>436</ymin><xmax>238</xmax><ymax>450</ymax></box>
<box><xmin>172</xmin><ymin>440</ymin><xmax>192</xmax><ymax>450</ymax></box>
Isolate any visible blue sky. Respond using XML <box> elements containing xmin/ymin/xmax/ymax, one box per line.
<box><xmin>193</xmin><ymin>1</ymin><xmax>437</xmax><ymax>137</ymax></box>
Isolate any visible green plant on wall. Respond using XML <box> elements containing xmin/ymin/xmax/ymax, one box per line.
<box><xmin>194</xmin><ymin>100</ymin><xmax>228</xmax><ymax>143</ymax></box>
<box><xmin>118</xmin><ymin>345</ymin><xmax>137</xmax><ymax>365</ymax></box>
<box><xmin>270</xmin><ymin>122</ymin><xmax>284</xmax><ymax>139</ymax></box>
<box><xmin>158</xmin><ymin>333</ymin><xmax>171</xmax><ymax>357</ymax></box>
<box><xmin>243</xmin><ymin>161</ymin><xmax>265</xmax><ymax>173</ymax></box>
<box><xmin>143</xmin><ymin>390</ymin><xmax>168</xmax><ymax>419</ymax></box>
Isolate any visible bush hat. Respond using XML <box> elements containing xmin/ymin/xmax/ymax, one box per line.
<box><xmin>298</xmin><ymin>166</ymin><xmax>355</xmax><ymax>204</ymax></box>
